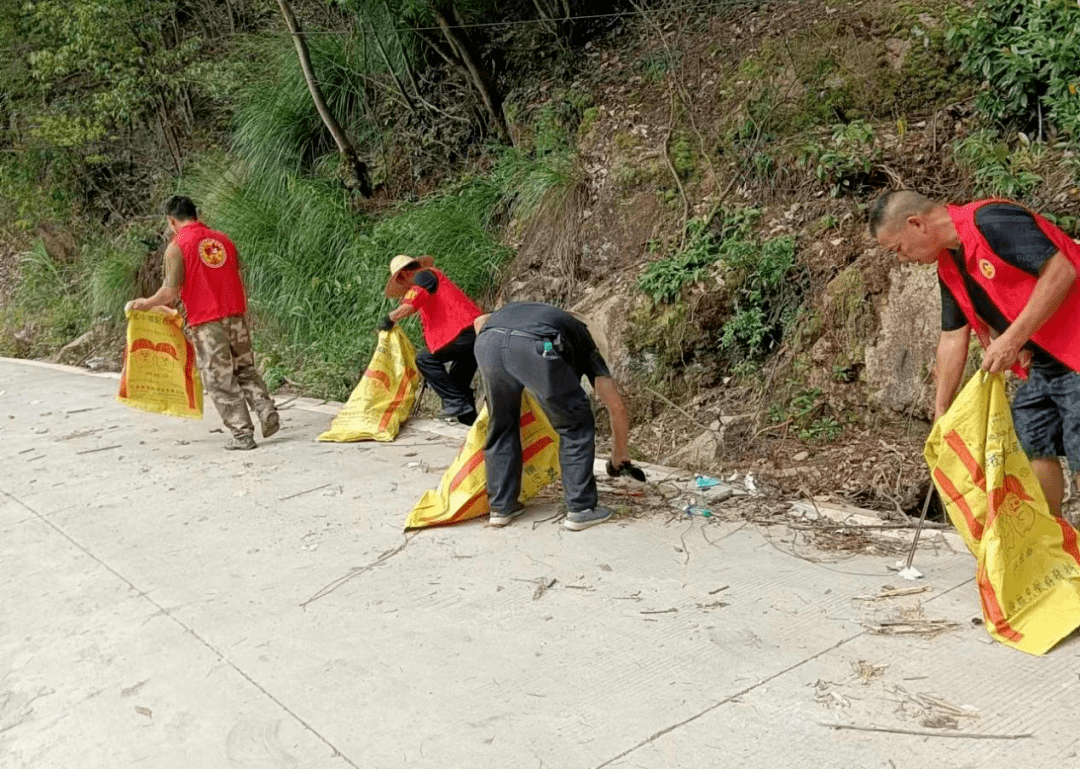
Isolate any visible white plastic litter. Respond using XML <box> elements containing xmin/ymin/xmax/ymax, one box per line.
<box><xmin>895</xmin><ymin>561</ymin><xmax>924</xmax><ymax>581</ymax></box>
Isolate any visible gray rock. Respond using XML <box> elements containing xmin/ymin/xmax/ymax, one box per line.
<box><xmin>670</xmin><ymin>431</ymin><xmax>719</xmax><ymax>468</ymax></box>
<box><xmin>57</xmin><ymin>332</ymin><xmax>94</xmax><ymax>365</ymax></box>
<box><xmin>865</xmin><ymin>264</ymin><xmax>939</xmax><ymax>419</ymax></box>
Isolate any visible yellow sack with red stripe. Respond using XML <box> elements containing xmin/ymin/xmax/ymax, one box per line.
<box><xmin>405</xmin><ymin>391</ymin><xmax>560</xmax><ymax>529</ymax></box>
<box><xmin>117</xmin><ymin>307</ymin><xmax>203</xmax><ymax>419</ymax></box>
<box><xmin>317</xmin><ymin>328</ymin><xmax>419</xmax><ymax>442</ymax></box>
<box><xmin>925</xmin><ymin>372</ymin><xmax>1080</xmax><ymax>655</ymax></box>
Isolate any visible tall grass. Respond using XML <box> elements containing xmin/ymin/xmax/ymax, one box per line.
<box><xmin>0</xmin><ymin>229</ymin><xmax>156</xmax><ymax>358</ymax></box>
<box><xmin>87</xmin><ymin>243</ymin><xmax>145</xmax><ymax>316</ymax></box>
<box><xmin>185</xmin><ymin>150</ymin><xmax>577</xmax><ymax>397</ymax></box>
<box><xmin>0</xmin><ymin>241</ymin><xmax>87</xmax><ymax>356</ymax></box>
<box><xmin>231</xmin><ymin>34</ymin><xmax>390</xmax><ymax>179</ymax></box>
<box><xmin>178</xmin><ymin>36</ymin><xmax>581</xmax><ymax>399</ymax></box>
<box><xmin>187</xmin><ymin>155</ymin><xmax>530</xmax><ymax>398</ymax></box>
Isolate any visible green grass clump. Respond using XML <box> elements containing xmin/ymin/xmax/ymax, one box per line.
<box><xmin>1</xmin><ymin>225</ymin><xmax>161</xmax><ymax>358</ymax></box>
<box><xmin>0</xmin><ymin>241</ymin><xmax>91</xmax><ymax>357</ymax></box>
<box><xmin>185</xmin><ymin>144</ymin><xmax>571</xmax><ymax>399</ymax></box>
<box><xmin>952</xmin><ymin>129</ymin><xmax>1045</xmax><ymax>199</ymax></box>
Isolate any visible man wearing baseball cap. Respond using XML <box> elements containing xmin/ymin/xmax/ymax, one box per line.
<box><xmin>378</xmin><ymin>255</ymin><xmax>483</xmax><ymax>425</ymax></box>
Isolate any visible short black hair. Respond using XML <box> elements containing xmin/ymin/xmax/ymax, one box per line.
<box><xmin>868</xmin><ymin>193</ymin><xmax>894</xmax><ymax>238</ymax></box>
<box><xmin>868</xmin><ymin>190</ymin><xmax>934</xmax><ymax>237</ymax></box>
<box><xmin>165</xmin><ymin>195</ymin><xmax>198</xmax><ymax>221</ymax></box>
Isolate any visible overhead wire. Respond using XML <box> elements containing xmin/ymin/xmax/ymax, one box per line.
<box><xmin>2</xmin><ymin>0</ymin><xmax>787</xmax><ymax>48</ymax></box>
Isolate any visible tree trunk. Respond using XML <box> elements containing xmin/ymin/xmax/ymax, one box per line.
<box><xmin>431</xmin><ymin>2</ymin><xmax>510</xmax><ymax>144</ymax></box>
<box><xmin>275</xmin><ymin>0</ymin><xmax>372</xmax><ymax>196</ymax></box>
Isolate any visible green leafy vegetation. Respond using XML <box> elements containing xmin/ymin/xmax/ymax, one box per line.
<box><xmin>948</xmin><ymin>0</ymin><xmax>1080</xmax><ymax>139</ymax></box>
<box><xmin>799</xmin><ymin>417</ymin><xmax>842</xmax><ymax>443</ymax></box>
<box><xmin>636</xmin><ymin>208</ymin><xmax>802</xmax><ymax>368</ymax></box>
<box><xmin>719</xmin><ymin>232</ymin><xmax>799</xmax><ymax>362</ymax></box>
<box><xmin>952</xmin><ymin>130</ymin><xmax>1045</xmax><ymax>198</ymax></box>
<box><xmin>799</xmin><ymin>121</ymin><xmax>880</xmax><ymax>198</ymax></box>
<box><xmin>520</xmin><ymin>88</ymin><xmax>595</xmax><ymax>155</ymax></box>
<box><xmin>954</xmin><ymin>128</ymin><xmax>1045</xmax><ymax>198</ymax></box>
<box><xmin>767</xmin><ymin>387</ymin><xmax>843</xmax><ymax>443</ymax></box>
<box><xmin>636</xmin><ymin>220</ymin><xmax>720</xmax><ymax>303</ymax></box>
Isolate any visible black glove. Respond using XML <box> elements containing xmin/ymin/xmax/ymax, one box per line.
<box><xmin>606</xmin><ymin>459</ymin><xmax>647</xmax><ymax>482</ymax></box>
<box><xmin>376</xmin><ymin>315</ymin><xmax>395</xmax><ymax>332</ymax></box>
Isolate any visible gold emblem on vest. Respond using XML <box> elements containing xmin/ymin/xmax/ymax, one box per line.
<box><xmin>979</xmin><ymin>258</ymin><xmax>996</xmax><ymax>279</ymax></box>
<box><xmin>198</xmin><ymin>238</ymin><xmax>228</xmax><ymax>268</ymax></box>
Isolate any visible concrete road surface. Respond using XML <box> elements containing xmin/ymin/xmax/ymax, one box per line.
<box><xmin>1</xmin><ymin>358</ymin><xmax>1078</xmax><ymax>769</ymax></box>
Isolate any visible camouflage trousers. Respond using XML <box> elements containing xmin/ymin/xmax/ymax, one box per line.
<box><xmin>187</xmin><ymin>315</ymin><xmax>277</xmax><ymax>439</ymax></box>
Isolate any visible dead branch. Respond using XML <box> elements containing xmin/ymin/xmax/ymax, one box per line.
<box><xmin>820</xmin><ymin>723</ymin><xmax>1032</xmax><ymax>740</ymax></box>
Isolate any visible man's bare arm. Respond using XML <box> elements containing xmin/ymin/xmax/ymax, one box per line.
<box><xmin>935</xmin><ymin>326</ymin><xmax>970</xmax><ymax>422</ymax></box>
<box><xmin>388</xmin><ymin>302</ymin><xmax>418</xmax><ymax>323</ymax></box>
<box><xmin>130</xmin><ymin>244</ymin><xmax>183</xmax><ymax>311</ymax></box>
<box><xmin>594</xmin><ymin>376</ymin><xmax>630</xmax><ymax>466</ymax></box>
<box><xmin>982</xmin><ymin>251</ymin><xmax>1077</xmax><ymax>373</ymax></box>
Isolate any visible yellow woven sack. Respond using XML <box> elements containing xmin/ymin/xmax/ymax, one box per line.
<box><xmin>318</xmin><ymin>328</ymin><xmax>419</xmax><ymax>443</ymax></box>
<box><xmin>405</xmin><ymin>391</ymin><xmax>561</xmax><ymax>529</ymax></box>
<box><xmin>117</xmin><ymin>308</ymin><xmax>203</xmax><ymax>419</ymax></box>
<box><xmin>925</xmin><ymin>372</ymin><xmax>1080</xmax><ymax>655</ymax></box>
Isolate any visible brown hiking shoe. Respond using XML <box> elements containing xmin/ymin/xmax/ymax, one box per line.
<box><xmin>225</xmin><ymin>435</ymin><xmax>258</xmax><ymax>451</ymax></box>
<box><xmin>261</xmin><ymin>411</ymin><xmax>280</xmax><ymax>439</ymax></box>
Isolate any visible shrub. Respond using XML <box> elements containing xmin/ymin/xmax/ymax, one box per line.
<box><xmin>637</xmin><ymin>209</ymin><xmax>802</xmax><ymax>362</ymax></box>
<box><xmin>719</xmin><ymin>234</ymin><xmax>800</xmax><ymax>361</ymax></box>
<box><xmin>799</xmin><ymin>120</ymin><xmax>880</xmax><ymax>198</ymax></box>
<box><xmin>952</xmin><ymin>129</ymin><xmax>1045</xmax><ymax>198</ymax></box>
<box><xmin>948</xmin><ymin>0</ymin><xmax>1080</xmax><ymax>140</ymax></box>
<box><xmin>636</xmin><ymin>220</ymin><xmax>721</xmax><ymax>304</ymax></box>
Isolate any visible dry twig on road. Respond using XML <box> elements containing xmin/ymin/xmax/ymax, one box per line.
<box><xmin>820</xmin><ymin>723</ymin><xmax>1030</xmax><ymax>740</ymax></box>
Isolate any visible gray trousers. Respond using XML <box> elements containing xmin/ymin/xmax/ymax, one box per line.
<box><xmin>474</xmin><ymin>328</ymin><xmax>597</xmax><ymax>513</ymax></box>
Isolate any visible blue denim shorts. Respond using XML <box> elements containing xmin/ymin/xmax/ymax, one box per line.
<box><xmin>1012</xmin><ymin>367</ymin><xmax>1080</xmax><ymax>471</ymax></box>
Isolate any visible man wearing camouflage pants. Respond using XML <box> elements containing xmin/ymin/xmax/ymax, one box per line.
<box><xmin>131</xmin><ymin>196</ymin><xmax>279</xmax><ymax>450</ymax></box>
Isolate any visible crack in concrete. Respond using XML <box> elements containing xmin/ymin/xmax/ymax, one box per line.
<box><xmin>0</xmin><ymin>485</ymin><xmax>361</xmax><ymax>769</ymax></box>
<box><xmin>591</xmin><ymin>632</ymin><xmax>868</xmax><ymax>769</ymax></box>
<box><xmin>592</xmin><ymin>575</ymin><xmax>977</xmax><ymax>768</ymax></box>
<box><xmin>300</xmin><ymin>532</ymin><xmax>419</xmax><ymax>609</ymax></box>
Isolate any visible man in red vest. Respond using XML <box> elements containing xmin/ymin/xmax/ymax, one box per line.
<box><xmin>870</xmin><ymin>190</ymin><xmax>1080</xmax><ymax>514</ymax></box>
<box><xmin>378</xmin><ymin>255</ymin><xmax>482</xmax><ymax>425</ymax></box>
<box><xmin>130</xmin><ymin>196</ymin><xmax>279</xmax><ymax>450</ymax></box>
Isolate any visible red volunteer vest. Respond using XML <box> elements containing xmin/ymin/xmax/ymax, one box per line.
<box><xmin>940</xmin><ymin>200</ymin><xmax>1080</xmax><ymax>373</ymax></box>
<box><xmin>173</xmin><ymin>222</ymin><xmax>247</xmax><ymax>327</ymax></box>
<box><xmin>402</xmin><ymin>269</ymin><xmax>482</xmax><ymax>352</ymax></box>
